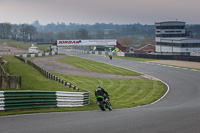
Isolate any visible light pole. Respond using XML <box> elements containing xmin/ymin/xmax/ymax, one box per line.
<box><xmin>171</xmin><ymin>39</ymin><xmax>174</xmax><ymax>55</ymax></box>
<box><xmin>160</xmin><ymin>39</ymin><xmax>162</xmax><ymax>55</ymax></box>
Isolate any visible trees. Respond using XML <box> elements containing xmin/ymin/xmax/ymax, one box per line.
<box><xmin>75</xmin><ymin>28</ymin><xmax>89</xmax><ymax>39</ymax></box>
<box><xmin>57</xmin><ymin>32</ymin><xmax>66</xmax><ymax>40</ymax></box>
<box><xmin>106</xmin><ymin>30</ymin><xmax>120</xmax><ymax>39</ymax></box>
<box><xmin>118</xmin><ymin>36</ymin><xmax>135</xmax><ymax>47</ymax></box>
<box><xmin>0</xmin><ymin>23</ymin><xmax>12</xmax><ymax>39</ymax></box>
<box><xmin>25</xmin><ymin>25</ymin><xmax>37</xmax><ymax>42</ymax></box>
<box><xmin>11</xmin><ymin>24</ymin><xmax>20</xmax><ymax>40</ymax></box>
<box><xmin>94</xmin><ymin>31</ymin><xmax>104</xmax><ymax>39</ymax></box>
<box><xmin>0</xmin><ymin>23</ymin><xmax>37</xmax><ymax>42</ymax></box>
<box><xmin>188</xmin><ymin>25</ymin><xmax>200</xmax><ymax>39</ymax></box>
<box><xmin>20</xmin><ymin>24</ymin><xmax>37</xmax><ymax>42</ymax></box>
<box><xmin>33</xmin><ymin>32</ymin><xmax>55</xmax><ymax>42</ymax></box>
<box><xmin>4</xmin><ymin>22</ymin><xmax>200</xmax><ymax>43</ymax></box>
<box><xmin>139</xmin><ymin>38</ymin><xmax>155</xmax><ymax>46</ymax></box>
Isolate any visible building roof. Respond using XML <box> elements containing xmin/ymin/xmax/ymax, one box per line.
<box><xmin>155</xmin><ymin>21</ymin><xmax>185</xmax><ymax>25</ymax></box>
<box><xmin>160</xmin><ymin>37</ymin><xmax>200</xmax><ymax>43</ymax></box>
<box><xmin>160</xmin><ymin>37</ymin><xmax>200</xmax><ymax>41</ymax></box>
<box><xmin>137</xmin><ymin>44</ymin><xmax>155</xmax><ymax>50</ymax></box>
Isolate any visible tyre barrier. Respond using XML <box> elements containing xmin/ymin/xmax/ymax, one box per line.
<box><xmin>0</xmin><ymin>91</ymin><xmax>90</xmax><ymax>111</ymax></box>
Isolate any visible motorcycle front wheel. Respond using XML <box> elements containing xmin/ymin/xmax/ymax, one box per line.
<box><xmin>107</xmin><ymin>102</ymin><xmax>112</xmax><ymax>111</ymax></box>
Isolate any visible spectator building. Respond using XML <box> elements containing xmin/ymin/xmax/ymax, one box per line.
<box><xmin>155</xmin><ymin>21</ymin><xmax>200</xmax><ymax>55</ymax></box>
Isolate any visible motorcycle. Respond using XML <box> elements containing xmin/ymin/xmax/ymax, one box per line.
<box><xmin>96</xmin><ymin>95</ymin><xmax>112</xmax><ymax>111</ymax></box>
<box><xmin>109</xmin><ymin>55</ymin><xmax>112</xmax><ymax>60</ymax></box>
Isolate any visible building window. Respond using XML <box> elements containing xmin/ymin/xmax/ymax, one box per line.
<box><xmin>159</xmin><ymin>34</ymin><xmax>186</xmax><ymax>37</ymax></box>
<box><xmin>156</xmin><ymin>34</ymin><xmax>161</xmax><ymax>37</ymax></box>
<box><xmin>157</xmin><ymin>26</ymin><xmax>185</xmax><ymax>29</ymax></box>
<box><xmin>181</xmin><ymin>43</ymin><xmax>200</xmax><ymax>48</ymax></box>
<box><xmin>156</xmin><ymin>42</ymin><xmax>181</xmax><ymax>47</ymax></box>
<box><xmin>156</xmin><ymin>26</ymin><xmax>161</xmax><ymax>29</ymax></box>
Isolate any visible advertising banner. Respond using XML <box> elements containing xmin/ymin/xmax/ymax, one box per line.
<box><xmin>117</xmin><ymin>52</ymin><xmax>125</xmax><ymax>56</ymax></box>
<box><xmin>57</xmin><ymin>39</ymin><xmax>116</xmax><ymax>46</ymax></box>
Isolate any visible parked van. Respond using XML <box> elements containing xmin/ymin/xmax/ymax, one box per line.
<box><xmin>28</xmin><ymin>46</ymin><xmax>39</xmax><ymax>54</ymax></box>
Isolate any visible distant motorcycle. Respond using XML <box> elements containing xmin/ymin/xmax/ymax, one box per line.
<box><xmin>109</xmin><ymin>55</ymin><xmax>112</xmax><ymax>60</ymax></box>
<box><xmin>96</xmin><ymin>95</ymin><xmax>112</xmax><ymax>111</ymax></box>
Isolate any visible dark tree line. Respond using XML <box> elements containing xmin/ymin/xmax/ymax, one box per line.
<box><xmin>187</xmin><ymin>25</ymin><xmax>200</xmax><ymax>38</ymax></box>
<box><xmin>0</xmin><ymin>21</ymin><xmax>159</xmax><ymax>45</ymax></box>
<box><xmin>0</xmin><ymin>23</ymin><xmax>12</xmax><ymax>39</ymax></box>
<box><xmin>1</xmin><ymin>21</ymin><xmax>200</xmax><ymax>46</ymax></box>
<box><xmin>0</xmin><ymin>23</ymin><xmax>37</xmax><ymax>42</ymax></box>
<box><xmin>31</xmin><ymin>21</ymin><xmax>156</xmax><ymax>43</ymax></box>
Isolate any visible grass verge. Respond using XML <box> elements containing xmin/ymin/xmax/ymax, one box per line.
<box><xmin>53</xmin><ymin>73</ymin><xmax>167</xmax><ymax>108</ymax></box>
<box><xmin>112</xmin><ymin>56</ymin><xmax>160</xmax><ymax>62</ymax></box>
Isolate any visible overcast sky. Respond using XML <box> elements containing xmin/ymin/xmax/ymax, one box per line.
<box><xmin>0</xmin><ymin>0</ymin><xmax>200</xmax><ymax>25</ymax></box>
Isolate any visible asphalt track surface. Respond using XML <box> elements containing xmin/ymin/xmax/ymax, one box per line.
<box><xmin>1</xmin><ymin>49</ymin><xmax>200</xmax><ymax>133</ymax></box>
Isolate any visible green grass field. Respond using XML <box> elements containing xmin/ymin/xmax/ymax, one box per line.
<box><xmin>0</xmin><ymin>55</ymin><xmax>167</xmax><ymax>115</ymax></box>
<box><xmin>53</xmin><ymin>73</ymin><xmax>166</xmax><ymax>109</ymax></box>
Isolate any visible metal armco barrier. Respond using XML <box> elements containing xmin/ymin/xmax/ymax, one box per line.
<box><xmin>125</xmin><ymin>53</ymin><xmax>200</xmax><ymax>62</ymax></box>
<box><xmin>0</xmin><ymin>91</ymin><xmax>90</xmax><ymax>110</ymax></box>
<box><xmin>26</xmin><ymin>59</ymin><xmax>83</xmax><ymax>91</ymax></box>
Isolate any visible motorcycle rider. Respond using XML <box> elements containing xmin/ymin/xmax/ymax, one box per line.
<box><xmin>109</xmin><ymin>55</ymin><xmax>112</xmax><ymax>60</ymax></box>
<box><xmin>95</xmin><ymin>85</ymin><xmax>109</xmax><ymax>100</ymax></box>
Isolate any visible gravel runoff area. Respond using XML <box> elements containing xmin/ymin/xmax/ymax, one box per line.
<box><xmin>146</xmin><ymin>60</ymin><xmax>200</xmax><ymax>69</ymax></box>
<box><xmin>31</xmin><ymin>55</ymin><xmax>146</xmax><ymax>79</ymax></box>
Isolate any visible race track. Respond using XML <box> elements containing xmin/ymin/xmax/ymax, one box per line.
<box><xmin>0</xmin><ymin>49</ymin><xmax>200</xmax><ymax>133</ymax></box>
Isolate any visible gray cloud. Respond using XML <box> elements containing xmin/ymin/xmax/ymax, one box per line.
<box><xmin>0</xmin><ymin>0</ymin><xmax>199</xmax><ymax>24</ymax></box>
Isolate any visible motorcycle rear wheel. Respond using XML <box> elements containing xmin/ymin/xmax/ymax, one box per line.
<box><xmin>99</xmin><ymin>101</ymin><xmax>106</xmax><ymax>111</ymax></box>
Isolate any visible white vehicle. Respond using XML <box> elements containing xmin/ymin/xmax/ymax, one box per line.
<box><xmin>28</xmin><ymin>46</ymin><xmax>39</xmax><ymax>54</ymax></box>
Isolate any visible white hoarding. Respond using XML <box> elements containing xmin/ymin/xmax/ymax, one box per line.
<box><xmin>57</xmin><ymin>40</ymin><xmax>116</xmax><ymax>46</ymax></box>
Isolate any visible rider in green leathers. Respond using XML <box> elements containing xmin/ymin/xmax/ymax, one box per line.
<box><xmin>95</xmin><ymin>85</ymin><xmax>109</xmax><ymax>99</ymax></box>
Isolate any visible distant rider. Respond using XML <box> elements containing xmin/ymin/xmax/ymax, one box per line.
<box><xmin>95</xmin><ymin>85</ymin><xmax>109</xmax><ymax>100</ymax></box>
<box><xmin>109</xmin><ymin>55</ymin><xmax>112</xmax><ymax>60</ymax></box>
